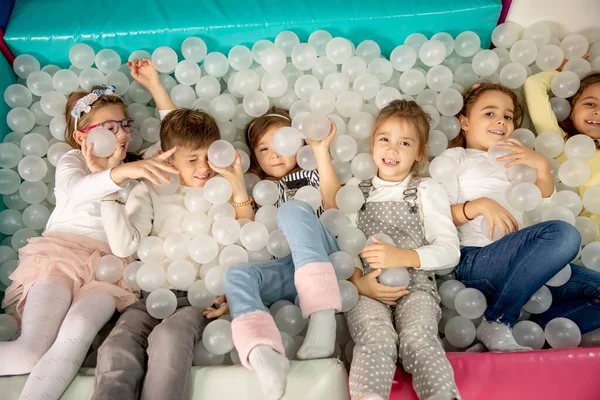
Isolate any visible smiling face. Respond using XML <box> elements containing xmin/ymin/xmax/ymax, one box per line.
<box><xmin>459</xmin><ymin>90</ymin><xmax>516</xmax><ymax>151</ymax></box>
<box><xmin>74</xmin><ymin>105</ymin><xmax>130</xmax><ymax>160</ymax></box>
<box><xmin>371</xmin><ymin>117</ymin><xmax>423</xmax><ymax>182</ymax></box>
<box><xmin>570</xmin><ymin>83</ymin><xmax>600</xmax><ymax>139</ymax></box>
<box><xmin>253</xmin><ymin>125</ymin><xmax>298</xmax><ymax>179</ymax></box>
<box><xmin>168</xmin><ymin>145</ymin><xmax>214</xmax><ymax>187</ymax></box>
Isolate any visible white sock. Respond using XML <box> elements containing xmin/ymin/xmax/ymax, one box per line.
<box><xmin>296</xmin><ymin>309</ymin><xmax>336</xmax><ymax>360</ymax></box>
<box><xmin>476</xmin><ymin>318</ymin><xmax>532</xmax><ymax>352</ymax></box>
<box><xmin>248</xmin><ymin>345</ymin><xmax>290</xmax><ymax>400</ymax></box>
<box><xmin>0</xmin><ymin>283</ymin><xmax>71</xmax><ymax>376</ymax></box>
<box><xmin>19</xmin><ymin>292</ymin><xmax>116</xmax><ymax>400</ymax></box>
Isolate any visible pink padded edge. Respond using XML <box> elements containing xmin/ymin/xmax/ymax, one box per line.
<box><xmin>391</xmin><ymin>347</ymin><xmax>600</xmax><ymax>400</ymax></box>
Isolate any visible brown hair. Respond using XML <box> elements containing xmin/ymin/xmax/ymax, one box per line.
<box><xmin>559</xmin><ymin>72</ymin><xmax>600</xmax><ymax>139</ymax></box>
<box><xmin>450</xmin><ymin>82</ymin><xmax>524</xmax><ymax>148</ymax></box>
<box><xmin>64</xmin><ymin>85</ymin><xmax>127</xmax><ymax>149</ymax></box>
<box><xmin>160</xmin><ymin>108</ymin><xmax>220</xmax><ymax>151</ymax></box>
<box><xmin>245</xmin><ymin>106</ymin><xmax>294</xmax><ymax>179</ymax></box>
<box><xmin>370</xmin><ymin>100</ymin><xmax>430</xmax><ymax>175</ymax></box>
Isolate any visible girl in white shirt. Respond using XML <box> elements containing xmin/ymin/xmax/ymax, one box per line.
<box><xmin>0</xmin><ymin>84</ymin><xmax>177</xmax><ymax>400</ymax></box>
<box><xmin>345</xmin><ymin>100</ymin><xmax>460</xmax><ymax>400</ymax></box>
<box><xmin>439</xmin><ymin>82</ymin><xmax>600</xmax><ymax>353</ymax></box>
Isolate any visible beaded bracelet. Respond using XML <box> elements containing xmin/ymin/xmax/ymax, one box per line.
<box><xmin>231</xmin><ymin>196</ymin><xmax>254</xmax><ymax>208</ymax></box>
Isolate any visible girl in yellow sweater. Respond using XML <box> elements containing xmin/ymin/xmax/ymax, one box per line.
<box><xmin>525</xmin><ymin>70</ymin><xmax>600</xmax><ymax>238</ymax></box>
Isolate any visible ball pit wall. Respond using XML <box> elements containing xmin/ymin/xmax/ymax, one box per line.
<box><xmin>4</xmin><ymin>0</ymin><xmax>501</xmax><ymax>65</ymax></box>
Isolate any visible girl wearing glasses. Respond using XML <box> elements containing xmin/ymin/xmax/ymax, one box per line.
<box><xmin>0</xmin><ymin>84</ymin><xmax>178</xmax><ymax>400</ymax></box>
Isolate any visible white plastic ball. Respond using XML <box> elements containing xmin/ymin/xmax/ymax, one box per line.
<box><xmin>378</xmin><ymin>269</ymin><xmax>410</xmax><ymax>287</ymax></box>
<box><xmin>338</xmin><ymin>280</ymin><xmax>359</xmax><ymax>312</ymax></box>
<box><xmin>436</xmin><ymin>88</ymin><xmax>463</xmax><ymax>116</ymax></box>
<box><xmin>69</xmin><ymin>44</ymin><xmax>95</xmax><ymax>69</ymax></box>
<box><xmin>582</xmin><ymin>186</ymin><xmax>600</xmax><ymax>214</ymax></box>
<box><xmin>95</xmin><ymin>49</ymin><xmax>121</xmax><ymax>74</ymax></box>
<box><xmin>419</xmin><ymin>40</ymin><xmax>447</xmax><ymax>67</ymax></box>
<box><xmin>454</xmin><ymin>31</ymin><xmax>481</xmax><ymax>58</ymax></box>
<box><xmin>581</xmin><ymin>242</ymin><xmax>600</xmax><ymax>271</ymax></box>
<box><xmin>351</xmin><ymin>153</ymin><xmax>377</xmax><ymax>181</ymax></box>
<box><xmin>203</xmin><ymin>176</ymin><xmax>233</xmax><ymax>205</ymax></box>
<box><xmin>390</xmin><ymin>45</ymin><xmax>417</xmax><ymax>72</ymax></box>
<box><xmin>296</xmin><ymin>145</ymin><xmax>317</xmax><ymax>170</ymax></box>
<box><xmin>439</xmin><ymin>280</ymin><xmax>466</xmax><ymax>309</ymax></box>
<box><xmin>492</xmin><ymin>23</ymin><xmax>521</xmax><ymax>49</ymax></box>
<box><xmin>337</xmin><ymin>227</ymin><xmax>367</xmax><ymax>256</ymax></box>
<box><xmin>272</xmin><ymin>127</ymin><xmax>304</xmax><ymax>157</ymax></box>
<box><xmin>444</xmin><ymin>316</ymin><xmax>476</xmax><ymax>348</ymax></box>
<box><xmin>253</xmin><ymin>180</ymin><xmax>280</xmax><ymax>207</ymax></box>
<box><xmin>454</xmin><ymin>288</ymin><xmax>487</xmax><ymax>319</ymax></box>
<box><xmin>86</xmin><ymin>127</ymin><xmax>117</xmax><ymax>158</ymax></box>
<box><xmin>146</xmin><ymin>288</ymin><xmax>177</xmax><ymax>319</ymax></box>
<box><xmin>182</xmin><ymin>37</ymin><xmax>207</xmax><ymax>63</ymax></box>
<box><xmin>95</xmin><ymin>255</ymin><xmax>124</xmax><ymax>283</ymax></box>
<box><xmin>560</xmin><ymin>34</ymin><xmax>589</xmax><ymax>61</ymax></box>
<box><xmin>551</xmin><ymin>71</ymin><xmax>580</xmax><ymax>99</ymax></box>
<box><xmin>534</xmin><ymin>131</ymin><xmax>565</xmax><ymax>159</ymax></box>
<box><xmin>545</xmin><ymin>317</ymin><xmax>581</xmax><ymax>348</ymax></box>
<box><xmin>499</xmin><ymin>63</ymin><xmax>527</xmax><ymax>89</ymax></box>
<box><xmin>559</xmin><ymin>159</ymin><xmax>591</xmax><ymax>187</ymax></box>
<box><xmin>429</xmin><ymin>155</ymin><xmax>459</xmax><ymax>182</ymax></box>
<box><xmin>136</xmin><ymin>262</ymin><xmax>166</xmax><ymax>292</ymax></box>
<box><xmin>291</xmin><ymin>43</ymin><xmax>318</xmax><ymax>71</ymax></box>
<box><xmin>326</xmin><ymin>38</ymin><xmax>353</xmax><ymax>65</ymax></box>
<box><xmin>18</xmin><ymin>155</ymin><xmax>47</xmax><ymax>183</ymax></box>
<box><xmin>513</xmin><ymin>320</ymin><xmax>546</xmax><ymax>350</ymax></box>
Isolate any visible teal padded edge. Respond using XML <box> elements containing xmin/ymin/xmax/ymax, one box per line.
<box><xmin>5</xmin><ymin>0</ymin><xmax>501</xmax><ymax>66</ymax></box>
<box><xmin>0</xmin><ymin>55</ymin><xmax>15</xmax><ymax>221</ymax></box>
<box><xmin>0</xmin><ymin>54</ymin><xmax>15</xmax><ymax>141</ymax></box>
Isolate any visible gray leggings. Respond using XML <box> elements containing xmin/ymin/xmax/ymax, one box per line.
<box><xmin>346</xmin><ymin>291</ymin><xmax>460</xmax><ymax>400</ymax></box>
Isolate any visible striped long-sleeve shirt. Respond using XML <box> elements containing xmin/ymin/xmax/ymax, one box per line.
<box><xmin>274</xmin><ymin>169</ymin><xmax>323</xmax><ymax>216</ymax></box>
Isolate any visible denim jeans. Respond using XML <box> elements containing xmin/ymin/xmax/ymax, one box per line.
<box><xmin>224</xmin><ymin>200</ymin><xmax>340</xmax><ymax>319</ymax></box>
<box><xmin>456</xmin><ymin>220</ymin><xmax>597</xmax><ymax>329</ymax></box>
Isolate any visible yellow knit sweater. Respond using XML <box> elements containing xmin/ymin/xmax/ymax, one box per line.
<box><xmin>524</xmin><ymin>71</ymin><xmax>600</xmax><ymax>238</ymax></box>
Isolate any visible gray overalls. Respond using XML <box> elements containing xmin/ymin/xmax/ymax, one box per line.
<box><xmin>345</xmin><ymin>176</ymin><xmax>460</xmax><ymax>400</ymax></box>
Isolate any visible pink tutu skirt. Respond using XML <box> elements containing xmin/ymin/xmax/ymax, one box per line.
<box><xmin>2</xmin><ymin>231</ymin><xmax>139</xmax><ymax>321</ymax></box>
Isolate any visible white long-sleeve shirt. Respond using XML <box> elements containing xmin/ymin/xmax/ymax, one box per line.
<box><xmin>438</xmin><ymin>147</ymin><xmax>554</xmax><ymax>248</ymax></box>
<box><xmin>45</xmin><ymin>149</ymin><xmax>127</xmax><ymax>242</ymax></box>
<box><xmin>101</xmin><ymin>181</ymin><xmax>192</xmax><ymax>258</ymax></box>
<box><xmin>345</xmin><ymin>174</ymin><xmax>460</xmax><ymax>271</ymax></box>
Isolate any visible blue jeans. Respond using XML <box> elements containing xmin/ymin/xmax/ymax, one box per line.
<box><xmin>224</xmin><ymin>201</ymin><xmax>340</xmax><ymax>319</ymax></box>
<box><xmin>456</xmin><ymin>220</ymin><xmax>599</xmax><ymax>329</ymax></box>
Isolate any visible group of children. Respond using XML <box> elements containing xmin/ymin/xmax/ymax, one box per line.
<box><xmin>0</xmin><ymin>53</ymin><xmax>599</xmax><ymax>400</ymax></box>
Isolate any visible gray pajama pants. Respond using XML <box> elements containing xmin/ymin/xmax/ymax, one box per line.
<box><xmin>346</xmin><ymin>290</ymin><xmax>460</xmax><ymax>400</ymax></box>
<box><xmin>92</xmin><ymin>291</ymin><xmax>207</xmax><ymax>400</ymax></box>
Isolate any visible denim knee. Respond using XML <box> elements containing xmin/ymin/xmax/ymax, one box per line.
<box><xmin>223</xmin><ymin>262</ymin><xmax>255</xmax><ymax>293</ymax></box>
<box><xmin>277</xmin><ymin>200</ymin><xmax>313</xmax><ymax>227</ymax></box>
<box><xmin>542</xmin><ymin>220</ymin><xmax>581</xmax><ymax>258</ymax></box>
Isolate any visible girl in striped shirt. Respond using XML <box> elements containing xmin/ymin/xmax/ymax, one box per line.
<box><xmin>221</xmin><ymin>107</ymin><xmax>343</xmax><ymax>399</ymax></box>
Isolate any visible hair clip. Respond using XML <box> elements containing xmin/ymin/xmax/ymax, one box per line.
<box><xmin>464</xmin><ymin>83</ymin><xmax>481</xmax><ymax>99</ymax></box>
<box><xmin>71</xmin><ymin>84</ymin><xmax>118</xmax><ymax>130</ymax></box>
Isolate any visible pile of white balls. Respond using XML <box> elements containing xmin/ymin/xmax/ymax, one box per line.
<box><xmin>2</xmin><ymin>22</ymin><xmax>600</xmax><ymax>355</ymax></box>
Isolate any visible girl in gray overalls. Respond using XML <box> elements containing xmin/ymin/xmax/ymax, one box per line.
<box><xmin>344</xmin><ymin>100</ymin><xmax>461</xmax><ymax>400</ymax></box>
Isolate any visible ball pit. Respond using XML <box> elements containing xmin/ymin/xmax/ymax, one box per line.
<box><xmin>1</xmin><ymin>0</ymin><xmax>600</xmax><ymax>399</ymax></box>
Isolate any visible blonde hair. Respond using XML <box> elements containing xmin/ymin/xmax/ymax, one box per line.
<box><xmin>370</xmin><ymin>100</ymin><xmax>430</xmax><ymax>175</ymax></box>
<box><xmin>64</xmin><ymin>85</ymin><xmax>127</xmax><ymax>149</ymax></box>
